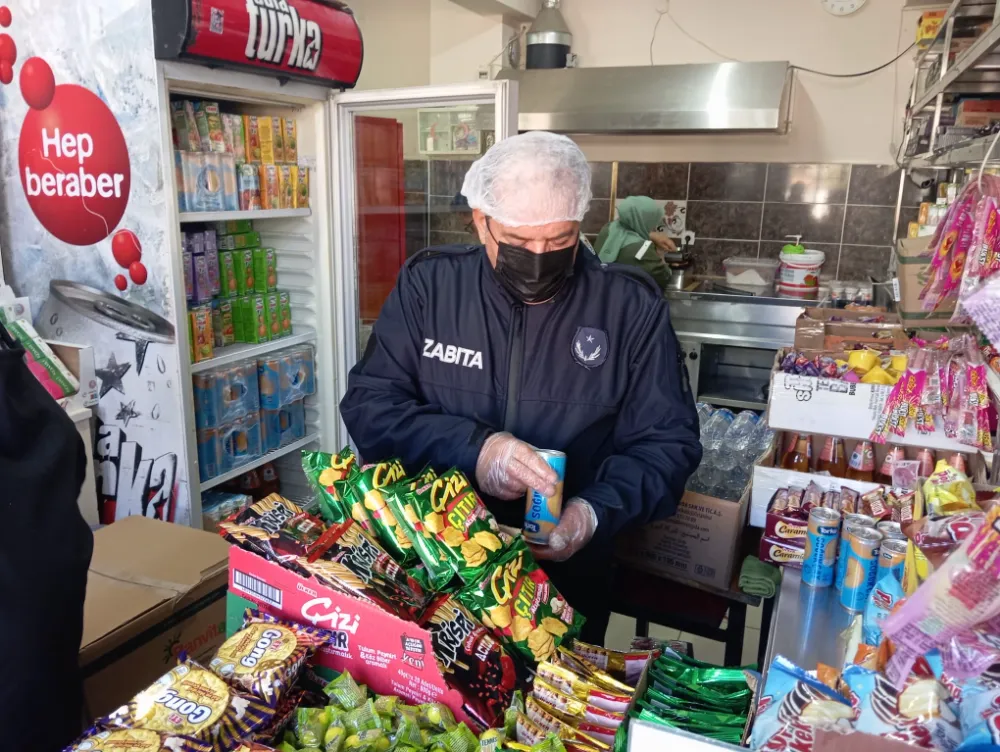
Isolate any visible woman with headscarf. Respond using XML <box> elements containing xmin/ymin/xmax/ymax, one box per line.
<box><xmin>594</xmin><ymin>195</ymin><xmax>675</xmax><ymax>292</ymax></box>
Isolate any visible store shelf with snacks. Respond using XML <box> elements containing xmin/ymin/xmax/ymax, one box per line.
<box><xmin>190</xmin><ymin>329</ymin><xmax>316</xmax><ymax>373</ymax></box>
<box><xmin>199</xmin><ymin>432</ymin><xmax>319</xmax><ymax>491</ymax></box>
<box><xmin>179</xmin><ymin>208</ymin><xmax>312</xmax><ymax>224</ymax></box>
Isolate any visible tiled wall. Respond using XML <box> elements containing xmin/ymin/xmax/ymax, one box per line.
<box><xmin>404</xmin><ymin>160</ymin><xmax>929</xmax><ymax>281</ymax></box>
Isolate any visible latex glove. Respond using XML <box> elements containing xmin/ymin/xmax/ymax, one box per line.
<box><xmin>648</xmin><ymin>231</ymin><xmax>677</xmax><ymax>253</ymax></box>
<box><xmin>475</xmin><ymin>432</ymin><xmax>558</xmax><ymax>500</ymax></box>
<box><xmin>530</xmin><ymin>498</ymin><xmax>598</xmax><ymax>562</ymax></box>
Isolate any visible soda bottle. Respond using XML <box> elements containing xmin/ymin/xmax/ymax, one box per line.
<box><xmin>781</xmin><ymin>434</ymin><xmax>812</xmax><ymax>473</ymax></box>
<box><xmin>816</xmin><ymin>437</ymin><xmax>847</xmax><ymax>477</ymax></box>
<box><xmin>915</xmin><ymin>448</ymin><xmax>936</xmax><ymax>478</ymax></box>
<box><xmin>877</xmin><ymin>446</ymin><xmax>906</xmax><ymax>485</ymax></box>
<box><xmin>846</xmin><ymin>440</ymin><xmax>875</xmax><ymax>482</ymax></box>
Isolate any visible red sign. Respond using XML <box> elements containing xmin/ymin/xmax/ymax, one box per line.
<box><xmin>153</xmin><ymin>0</ymin><xmax>363</xmax><ymax>89</ymax></box>
<box><xmin>228</xmin><ymin>546</ymin><xmax>474</xmax><ymax>726</ymax></box>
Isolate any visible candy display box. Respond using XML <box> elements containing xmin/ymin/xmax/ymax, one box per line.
<box><xmin>227</xmin><ymin>545</ymin><xmax>473</xmax><ymax>726</ymax></box>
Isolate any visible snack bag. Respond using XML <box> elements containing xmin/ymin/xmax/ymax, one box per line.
<box><xmin>67</xmin><ymin>729</ymin><xmax>212</xmax><ymax>752</ymax></box>
<box><xmin>535</xmin><ymin>662</ymin><xmax>630</xmax><ymax>713</ymax></box>
<box><xmin>923</xmin><ymin>460</ymin><xmax>977</xmax><ymax>516</ymax></box>
<box><xmin>302</xmin><ymin>447</ymin><xmax>361</xmax><ymax>525</ymax></box>
<box><xmin>421</xmin><ymin>594</ymin><xmax>522</xmax><ymax>730</ymax></box>
<box><xmin>384</xmin><ymin>467</ymin><xmax>455</xmax><ymax>591</ymax></box>
<box><xmin>843</xmin><ymin>664</ymin><xmax>961</xmax><ymax>751</ymax></box>
<box><xmin>531</xmin><ymin>678</ymin><xmax>623</xmax><ymax>730</ymax></box>
<box><xmin>955</xmin><ymin>674</ymin><xmax>1000</xmax><ymax>752</ymax></box>
<box><xmin>863</xmin><ymin>573</ymin><xmax>906</xmax><ymax>648</ymax></box>
<box><xmin>555</xmin><ymin>646</ymin><xmax>637</xmax><ymax>697</ymax></box>
<box><xmin>457</xmin><ymin>538</ymin><xmax>583</xmax><ymax>664</ymax></box>
<box><xmin>218</xmin><ymin>493</ymin><xmax>328</xmax><ymax>569</ymax></box>
<box><xmin>884</xmin><ymin>505</ymin><xmax>1000</xmax><ymax>683</ymax></box>
<box><xmin>340</xmin><ymin>459</ymin><xmax>422</xmax><ymax>567</ymax></box>
<box><xmin>749</xmin><ymin>656</ymin><xmax>853</xmax><ymax>752</ymax></box>
<box><xmin>406</xmin><ymin>469</ymin><xmax>509</xmax><ymax>582</ymax></box>
<box><xmin>210</xmin><ymin>610</ymin><xmax>333</xmax><ymax>705</ymax></box>
<box><xmin>101</xmin><ymin>658</ymin><xmax>273</xmax><ymax>751</ymax></box>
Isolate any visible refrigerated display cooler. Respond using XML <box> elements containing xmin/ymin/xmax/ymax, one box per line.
<box><xmin>0</xmin><ymin>0</ymin><xmax>517</xmax><ymax>528</ymax></box>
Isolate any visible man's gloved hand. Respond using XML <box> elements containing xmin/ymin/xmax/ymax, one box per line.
<box><xmin>530</xmin><ymin>498</ymin><xmax>597</xmax><ymax>562</ymax></box>
<box><xmin>475</xmin><ymin>432</ymin><xmax>557</xmax><ymax>500</ymax></box>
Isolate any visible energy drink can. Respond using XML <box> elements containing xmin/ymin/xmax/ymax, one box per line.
<box><xmin>877</xmin><ymin>538</ymin><xmax>907</xmax><ymax>583</ymax></box>
<box><xmin>835</xmin><ymin>514</ymin><xmax>875</xmax><ymax>591</ymax></box>
<box><xmin>523</xmin><ymin>449</ymin><xmax>566</xmax><ymax>545</ymax></box>
<box><xmin>876</xmin><ymin>520</ymin><xmax>906</xmax><ymax>541</ymax></box>
<box><xmin>802</xmin><ymin>507</ymin><xmax>841</xmax><ymax>588</ymax></box>
<box><xmin>840</xmin><ymin>527</ymin><xmax>884</xmax><ymax>612</ymax></box>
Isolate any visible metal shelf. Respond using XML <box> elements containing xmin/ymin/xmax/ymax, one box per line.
<box><xmin>200</xmin><ymin>433</ymin><xmax>320</xmax><ymax>491</ymax></box>
<box><xmin>190</xmin><ymin>330</ymin><xmax>316</xmax><ymax>373</ymax></box>
<box><xmin>903</xmin><ymin>132</ymin><xmax>1000</xmax><ymax>167</ymax></box>
<box><xmin>914</xmin><ymin>19</ymin><xmax>1000</xmax><ymax>110</ymax></box>
<box><xmin>179</xmin><ymin>208</ymin><xmax>312</xmax><ymax>224</ymax></box>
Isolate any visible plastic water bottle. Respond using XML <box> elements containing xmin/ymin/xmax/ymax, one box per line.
<box><xmin>696</xmin><ymin>403</ymin><xmax>715</xmax><ymax>433</ymax></box>
<box><xmin>701</xmin><ymin>409</ymin><xmax>735</xmax><ymax>453</ymax></box>
<box><xmin>716</xmin><ymin>411</ymin><xmax>758</xmax><ymax>471</ymax></box>
<box><xmin>748</xmin><ymin>423</ymin><xmax>776</xmax><ymax>463</ymax></box>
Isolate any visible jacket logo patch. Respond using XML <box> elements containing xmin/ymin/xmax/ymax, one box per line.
<box><xmin>572</xmin><ymin>327</ymin><xmax>608</xmax><ymax>368</ymax></box>
<box><xmin>423</xmin><ymin>339</ymin><xmax>484</xmax><ymax>370</ymax></box>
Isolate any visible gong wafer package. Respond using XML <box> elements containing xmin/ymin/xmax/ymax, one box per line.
<box><xmin>421</xmin><ymin>594</ymin><xmax>523</xmax><ymax>730</ymax></box>
<box><xmin>302</xmin><ymin>448</ymin><xmax>363</xmax><ymax>526</ymax></box>
<box><xmin>456</xmin><ymin>538</ymin><xmax>583</xmax><ymax>665</ymax></box>
<box><xmin>384</xmin><ymin>467</ymin><xmax>456</xmax><ymax>591</ymax></box>
<box><xmin>68</xmin><ymin>729</ymin><xmax>212</xmax><ymax>752</ymax></box>
<box><xmin>101</xmin><ymin>657</ymin><xmax>274</xmax><ymax>752</ymax></box>
<box><xmin>210</xmin><ymin>610</ymin><xmax>333</xmax><ymax>705</ymax></box>
<box><xmin>339</xmin><ymin>459</ymin><xmax>423</xmax><ymax>567</ymax></box>
<box><xmin>218</xmin><ymin>494</ymin><xmax>329</xmax><ymax>571</ymax></box>
<box><xmin>407</xmin><ymin>469</ymin><xmax>510</xmax><ymax>582</ymax></box>
<box><xmin>535</xmin><ymin>663</ymin><xmax>630</xmax><ymax>713</ymax></box>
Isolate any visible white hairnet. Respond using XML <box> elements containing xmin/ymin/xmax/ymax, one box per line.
<box><xmin>461</xmin><ymin>131</ymin><xmax>592</xmax><ymax>227</ymax></box>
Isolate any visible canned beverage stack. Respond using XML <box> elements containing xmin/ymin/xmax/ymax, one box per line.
<box><xmin>840</xmin><ymin>526</ymin><xmax>884</xmax><ymax>612</ymax></box>
<box><xmin>523</xmin><ymin>449</ymin><xmax>566</xmax><ymax>545</ymax></box>
<box><xmin>802</xmin><ymin>507</ymin><xmax>841</xmax><ymax>588</ymax></box>
<box><xmin>835</xmin><ymin>514</ymin><xmax>874</xmax><ymax>591</ymax></box>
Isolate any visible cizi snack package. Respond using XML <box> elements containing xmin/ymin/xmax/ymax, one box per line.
<box><xmin>456</xmin><ymin>537</ymin><xmax>584</xmax><ymax>664</ymax></box>
<box><xmin>218</xmin><ymin>493</ymin><xmax>328</xmax><ymax>569</ymax></box>
<box><xmin>301</xmin><ymin>447</ymin><xmax>359</xmax><ymax>523</ymax></box>
<box><xmin>339</xmin><ymin>459</ymin><xmax>422</xmax><ymax>567</ymax></box>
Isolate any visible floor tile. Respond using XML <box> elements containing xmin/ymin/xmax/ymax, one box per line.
<box><xmin>605</xmin><ymin>613</ymin><xmax>635</xmax><ymax>652</ymax></box>
<box><xmin>747</xmin><ymin>604</ymin><xmax>763</xmax><ymax>630</ymax></box>
<box><xmin>743</xmin><ymin>628</ymin><xmax>761</xmax><ymax>667</ymax></box>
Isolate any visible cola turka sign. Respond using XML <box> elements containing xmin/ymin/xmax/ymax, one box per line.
<box><xmin>152</xmin><ymin>0</ymin><xmax>363</xmax><ymax>88</ymax></box>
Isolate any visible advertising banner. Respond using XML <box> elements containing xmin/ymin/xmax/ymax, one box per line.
<box><xmin>0</xmin><ymin>0</ymin><xmax>191</xmax><ymax>524</ymax></box>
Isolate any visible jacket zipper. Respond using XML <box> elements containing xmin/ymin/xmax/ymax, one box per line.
<box><xmin>503</xmin><ymin>304</ymin><xmax>524</xmax><ymax>432</ymax></box>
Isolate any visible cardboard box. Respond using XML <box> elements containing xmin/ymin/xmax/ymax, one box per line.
<box><xmin>79</xmin><ymin>517</ymin><xmax>229</xmax><ymax>718</ymax></box>
<box><xmin>794</xmin><ymin>308</ymin><xmax>907</xmax><ymax>351</ymax></box>
<box><xmin>615</xmin><ymin>488</ymin><xmax>749</xmax><ymax>589</ymax></box>
<box><xmin>227</xmin><ymin>545</ymin><xmax>474</xmax><ymax>725</ymax></box>
<box><xmin>750</xmin><ymin>463</ymin><xmax>881</xmax><ymax>529</ymax></box>
<box><xmin>48</xmin><ymin>340</ymin><xmax>98</xmax><ymax>407</ymax></box>
<box><xmin>895</xmin><ymin>238</ymin><xmax>960</xmax><ymax>328</ymax></box>
<box><xmin>768</xmin><ymin>356</ymin><xmax>976</xmax><ymax>455</ymax></box>
<box><xmin>955</xmin><ymin>99</ymin><xmax>1000</xmax><ymax>127</ymax></box>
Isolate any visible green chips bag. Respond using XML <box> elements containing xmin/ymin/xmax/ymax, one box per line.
<box><xmin>456</xmin><ymin>538</ymin><xmax>584</xmax><ymax>665</ymax></box>
<box><xmin>404</xmin><ymin>469</ymin><xmax>510</xmax><ymax>583</ymax></box>
<box><xmin>302</xmin><ymin>448</ymin><xmax>365</xmax><ymax>528</ymax></box>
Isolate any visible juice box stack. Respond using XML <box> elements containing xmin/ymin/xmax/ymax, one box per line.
<box><xmin>185</xmin><ymin>220</ymin><xmax>295</xmax><ymax>363</ymax></box>
<box><xmin>171</xmin><ymin>98</ymin><xmax>310</xmax><ymax>213</ymax></box>
<box><xmin>194</xmin><ymin>344</ymin><xmax>316</xmax><ymax>482</ymax></box>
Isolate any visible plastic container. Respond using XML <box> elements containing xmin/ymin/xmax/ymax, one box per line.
<box><xmin>777</xmin><ymin>248</ymin><xmax>826</xmax><ymax>299</ymax></box>
<box><xmin>723</xmin><ymin>257</ymin><xmax>779</xmax><ymax>293</ymax></box>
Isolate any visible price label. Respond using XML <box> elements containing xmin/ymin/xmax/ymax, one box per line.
<box><xmin>891</xmin><ymin>277</ymin><xmax>901</xmax><ymax>302</ymax></box>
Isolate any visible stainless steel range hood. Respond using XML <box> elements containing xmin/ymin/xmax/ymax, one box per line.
<box><xmin>496</xmin><ymin>61</ymin><xmax>793</xmax><ymax>134</ymax></box>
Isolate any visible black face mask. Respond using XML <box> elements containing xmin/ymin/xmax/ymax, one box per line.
<box><xmin>488</xmin><ymin>220</ymin><xmax>577</xmax><ymax>304</ymax></box>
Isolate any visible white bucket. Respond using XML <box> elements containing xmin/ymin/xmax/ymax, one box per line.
<box><xmin>777</xmin><ymin>249</ymin><xmax>825</xmax><ymax>299</ymax></box>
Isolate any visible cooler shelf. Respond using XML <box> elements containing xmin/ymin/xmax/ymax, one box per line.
<box><xmin>190</xmin><ymin>330</ymin><xmax>317</xmax><ymax>373</ymax></box>
<box><xmin>200</xmin><ymin>432</ymin><xmax>320</xmax><ymax>491</ymax></box>
<box><xmin>179</xmin><ymin>208</ymin><xmax>312</xmax><ymax>224</ymax></box>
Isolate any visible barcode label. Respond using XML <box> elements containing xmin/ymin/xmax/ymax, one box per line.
<box><xmin>892</xmin><ymin>277</ymin><xmax>901</xmax><ymax>302</ymax></box>
<box><xmin>233</xmin><ymin>569</ymin><xmax>282</xmax><ymax>608</ymax></box>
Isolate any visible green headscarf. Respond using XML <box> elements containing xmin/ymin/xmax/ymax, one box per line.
<box><xmin>596</xmin><ymin>196</ymin><xmax>664</xmax><ymax>263</ymax></box>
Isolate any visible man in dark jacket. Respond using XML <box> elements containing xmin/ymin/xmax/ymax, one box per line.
<box><xmin>340</xmin><ymin>132</ymin><xmax>701</xmax><ymax>643</ymax></box>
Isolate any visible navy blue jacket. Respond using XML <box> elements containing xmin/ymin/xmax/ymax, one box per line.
<box><xmin>340</xmin><ymin>245</ymin><xmax>702</xmax><ymax>539</ymax></box>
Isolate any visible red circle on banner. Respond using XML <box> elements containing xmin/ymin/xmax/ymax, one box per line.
<box><xmin>0</xmin><ymin>60</ymin><xmax>11</xmax><ymax>85</ymax></box>
<box><xmin>18</xmin><ymin>84</ymin><xmax>131</xmax><ymax>246</ymax></box>
<box><xmin>111</xmin><ymin>229</ymin><xmax>141</xmax><ymax>268</ymax></box>
<box><xmin>0</xmin><ymin>33</ymin><xmax>15</xmax><ymax>64</ymax></box>
<box><xmin>128</xmin><ymin>261</ymin><xmax>147</xmax><ymax>285</ymax></box>
<box><xmin>114</xmin><ymin>274</ymin><xmax>127</xmax><ymax>291</ymax></box>
<box><xmin>19</xmin><ymin>57</ymin><xmax>55</xmax><ymax>110</ymax></box>
<box><xmin>0</xmin><ymin>8</ymin><xmax>11</xmax><ymax>28</ymax></box>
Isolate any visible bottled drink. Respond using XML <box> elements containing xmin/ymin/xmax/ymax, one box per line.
<box><xmin>701</xmin><ymin>409</ymin><xmax>735</xmax><ymax>453</ymax></box>
<box><xmin>816</xmin><ymin>437</ymin><xmax>847</xmax><ymax>478</ymax></box>
<box><xmin>915</xmin><ymin>448</ymin><xmax>936</xmax><ymax>478</ymax></box>
<box><xmin>877</xmin><ymin>446</ymin><xmax>906</xmax><ymax>485</ymax></box>
<box><xmin>947</xmin><ymin>452</ymin><xmax>968</xmax><ymax>475</ymax></box>
<box><xmin>846</xmin><ymin>440</ymin><xmax>876</xmax><ymax>482</ymax></box>
<box><xmin>782</xmin><ymin>434</ymin><xmax>812</xmax><ymax>473</ymax></box>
